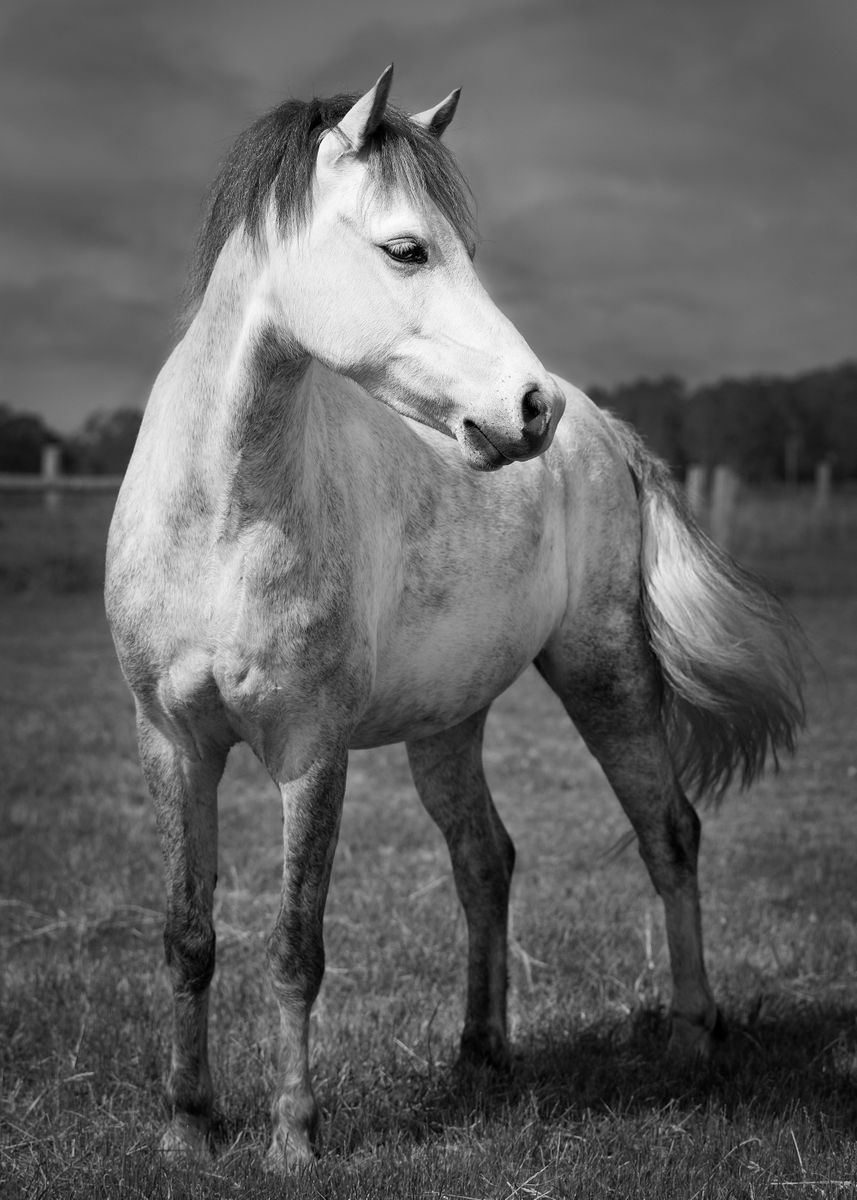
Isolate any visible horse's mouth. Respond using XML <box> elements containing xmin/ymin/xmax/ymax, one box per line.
<box><xmin>457</xmin><ymin>422</ymin><xmax>512</xmax><ymax>472</ymax></box>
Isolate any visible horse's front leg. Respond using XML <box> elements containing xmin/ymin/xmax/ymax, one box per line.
<box><xmin>137</xmin><ymin>714</ymin><xmax>227</xmax><ymax>1159</ymax></box>
<box><xmin>265</xmin><ymin>744</ymin><xmax>348</xmax><ymax>1171</ymax></box>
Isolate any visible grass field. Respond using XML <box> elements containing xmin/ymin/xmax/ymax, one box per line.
<box><xmin>2</xmin><ymin>488</ymin><xmax>857</xmax><ymax>1198</ymax></box>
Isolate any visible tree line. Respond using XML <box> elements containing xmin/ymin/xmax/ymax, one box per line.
<box><xmin>588</xmin><ymin>360</ymin><xmax>857</xmax><ymax>482</ymax></box>
<box><xmin>0</xmin><ymin>406</ymin><xmax>143</xmax><ymax>476</ymax></box>
<box><xmin>1</xmin><ymin>360</ymin><xmax>855</xmax><ymax>481</ymax></box>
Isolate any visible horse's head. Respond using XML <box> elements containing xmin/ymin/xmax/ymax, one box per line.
<box><xmin>269</xmin><ymin>67</ymin><xmax>565</xmax><ymax>470</ymax></box>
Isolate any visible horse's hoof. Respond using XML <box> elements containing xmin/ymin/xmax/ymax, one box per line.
<box><xmin>159</xmin><ymin>1115</ymin><xmax>212</xmax><ymax>1163</ymax></box>
<box><xmin>458</xmin><ymin>1029</ymin><xmax>512</xmax><ymax>1075</ymax></box>
<box><xmin>265</xmin><ymin>1129</ymin><xmax>317</xmax><ymax>1175</ymax></box>
<box><xmin>667</xmin><ymin>1008</ymin><xmax>726</xmax><ymax>1065</ymax></box>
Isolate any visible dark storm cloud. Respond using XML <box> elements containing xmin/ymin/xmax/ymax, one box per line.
<box><xmin>1</xmin><ymin>0</ymin><xmax>855</xmax><ymax>431</ymax></box>
<box><xmin>0</xmin><ymin>0</ymin><xmax>246</xmax><ymax>427</ymax></box>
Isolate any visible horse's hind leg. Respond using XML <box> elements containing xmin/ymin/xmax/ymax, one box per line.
<box><xmin>406</xmin><ymin>708</ymin><xmax>514</xmax><ymax>1070</ymax></box>
<box><xmin>137</xmin><ymin>714</ymin><xmax>227</xmax><ymax>1158</ymax></box>
<box><xmin>537</xmin><ymin>627</ymin><xmax>720</xmax><ymax>1063</ymax></box>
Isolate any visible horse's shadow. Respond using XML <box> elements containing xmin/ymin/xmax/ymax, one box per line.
<box><xmin>356</xmin><ymin>1001</ymin><xmax>857</xmax><ymax>1152</ymax></box>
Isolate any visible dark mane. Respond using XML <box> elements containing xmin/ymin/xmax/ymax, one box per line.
<box><xmin>183</xmin><ymin>94</ymin><xmax>477</xmax><ymax>320</ymax></box>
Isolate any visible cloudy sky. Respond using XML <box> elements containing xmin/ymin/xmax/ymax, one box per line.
<box><xmin>2</xmin><ymin>0</ymin><xmax>855</xmax><ymax>432</ymax></box>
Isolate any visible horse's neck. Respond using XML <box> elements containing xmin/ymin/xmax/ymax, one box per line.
<box><xmin>150</xmin><ymin>235</ymin><xmax>314</xmax><ymax>524</ymax></box>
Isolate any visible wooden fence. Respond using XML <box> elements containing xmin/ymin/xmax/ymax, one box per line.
<box><xmin>685</xmin><ymin>462</ymin><xmax>834</xmax><ymax>551</ymax></box>
<box><xmin>0</xmin><ymin>446</ymin><xmax>121</xmax><ymax>510</ymax></box>
<box><xmin>0</xmin><ymin>447</ymin><xmax>838</xmax><ymax>547</ymax></box>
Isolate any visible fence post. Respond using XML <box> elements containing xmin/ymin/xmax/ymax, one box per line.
<box><xmin>685</xmin><ymin>464</ymin><xmax>708</xmax><ymax>524</ymax></box>
<box><xmin>41</xmin><ymin>443</ymin><xmax>62</xmax><ymax>513</ymax></box>
<box><xmin>710</xmin><ymin>465</ymin><xmax>738</xmax><ymax>551</ymax></box>
<box><xmin>814</xmin><ymin>460</ymin><xmax>832</xmax><ymax>514</ymax></box>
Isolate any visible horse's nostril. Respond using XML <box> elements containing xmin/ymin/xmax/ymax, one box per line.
<box><xmin>521</xmin><ymin>389</ymin><xmax>548</xmax><ymax>435</ymax></box>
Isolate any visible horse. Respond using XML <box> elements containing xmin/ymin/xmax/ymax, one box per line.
<box><xmin>105</xmin><ymin>66</ymin><xmax>804</xmax><ymax>1171</ymax></box>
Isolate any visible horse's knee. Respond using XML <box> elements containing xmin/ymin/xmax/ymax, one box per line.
<box><xmin>266</xmin><ymin>921</ymin><xmax>325</xmax><ymax>1008</ymax></box>
<box><xmin>164</xmin><ymin>910</ymin><xmax>216</xmax><ymax>993</ymax></box>
<box><xmin>634</xmin><ymin>789</ymin><xmax>701</xmax><ymax>888</ymax></box>
<box><xmin>456</xmin><ymin>817</ymin><xmax>514</xmax><ymax>907</ymax></box>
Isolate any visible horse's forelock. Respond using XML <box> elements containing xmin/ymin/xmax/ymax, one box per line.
<box><xmin>182</xmin><ymin>95</ymin><xmax>476</xmax><ymax>326</ymax></box>
<box><xmin>367</xmin><ymin>113</ymin><xmax>476</xmax><ymax>247</ymax></box>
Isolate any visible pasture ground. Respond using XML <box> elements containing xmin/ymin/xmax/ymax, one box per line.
<box><xmin>1</xmin><ymin>488</ymin><xmax>857</xmax><ymax>1198</ymax></box>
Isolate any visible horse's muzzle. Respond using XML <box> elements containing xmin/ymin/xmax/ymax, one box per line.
<box><xmin>457</xmin><ymin>384</ymin><xmax>565</xmax><ymax>470</ymax></box>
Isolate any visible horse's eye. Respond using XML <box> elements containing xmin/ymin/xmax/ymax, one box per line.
<box><xmin>382</xmin><ymin>239</ymin><xmax>429</xmax><ymax>266</ymax></box>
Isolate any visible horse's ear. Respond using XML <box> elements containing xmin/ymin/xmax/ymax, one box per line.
<box><xmin>411</xmin><ymin>87</ymin><xmax>461</xmax><ymax>139</ymax></box>
<box><xmin>317</xmin><ymin>65</ymin><xmax>394</xmax><ymax>170</ymax></box>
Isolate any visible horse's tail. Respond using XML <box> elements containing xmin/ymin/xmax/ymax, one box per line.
<box><xmin>605</xmin><ymin>413</ymin><xmax>805</xmax><ymax>801</ymax></box>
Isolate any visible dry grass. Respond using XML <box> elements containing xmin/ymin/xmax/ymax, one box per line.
<box><xmin>1</xmin><ymin>493</ymin><xmax>857</xmax><ymax>1197</ymax></box>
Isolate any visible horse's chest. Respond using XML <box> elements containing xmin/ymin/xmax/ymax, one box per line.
<box><xmin>209</xmin><ymin>541</ymin><xmax>372</xmax><ymax>738</ymax></box>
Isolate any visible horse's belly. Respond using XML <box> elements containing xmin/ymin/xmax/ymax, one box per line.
<box><xmin>349</xmin><ymin>656</ymin><xmax>528</xmax><ymax>748</ymax></box>
<box><xmin>349</xmin><ymin>597</ymin><xmax>559</xmax><ymax>748</ymax></box>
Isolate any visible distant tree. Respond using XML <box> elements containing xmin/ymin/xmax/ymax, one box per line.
<box><xmin>685</xmin><ymin>377</ymin><xmax>786</xmax><ymax>481</ymax></box>
<box><xmin>70</xmin><ymin>408</ymin><xmax>144</xmax><ymax>475</ymax></box>
<box><xmin>792</xmin><ymin>363</ymin><xmax>857</xmax><ymax>479</ymax></box>
<box><xmin>0</xmin><ymin>405</ymin><xmax>57</xmax><ymax>473</ymax></box>
<box><xmin>590</xmin><ymin>361</ymin><xmax>857</xmax><ymax>483</ymax></box>
<box><xmin>589</xmin><ymin>376</ymin><xmax>688</xmax><ymax>472</ymax></box>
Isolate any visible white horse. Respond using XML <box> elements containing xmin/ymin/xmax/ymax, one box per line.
<box><xmin>105</xmin><ymin>67</ymin><xmax>804</xmax><ymax>1170</ymax></box>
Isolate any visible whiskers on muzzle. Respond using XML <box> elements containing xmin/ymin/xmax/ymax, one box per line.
<box><xmin>458</xmin><ymin>382</ymin><xmax>565</xmax><ymax>470</ymax></box>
